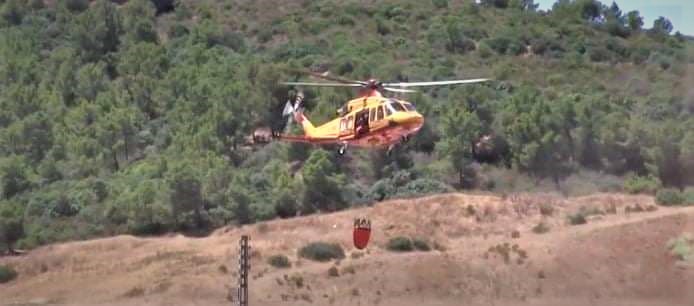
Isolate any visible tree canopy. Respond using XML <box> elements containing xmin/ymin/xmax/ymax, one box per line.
<box><xmin>0</xmin><ymin>0</ymin><xmax>691</xmax><ymax>248</ymax></box>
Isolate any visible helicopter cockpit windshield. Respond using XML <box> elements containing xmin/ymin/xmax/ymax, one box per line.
<box><xmin>386</xmin><ymin>99</ymin><xmax>407</xmax><ymax>113</ymax></box>
<box><xmin>386</xmin><ymin>99</ymin><xmax>416</xmax><ymax>113</ymax></box>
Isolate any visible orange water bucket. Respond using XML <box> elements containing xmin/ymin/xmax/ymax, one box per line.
<box><xmin>353</xmin><ymin>217</ymin><xmax>371</xmax><ymax>250</ymax></box>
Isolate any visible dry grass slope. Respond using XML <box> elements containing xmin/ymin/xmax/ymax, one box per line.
<box><xmin>1</xmin><ymin>192</ymin><xmax>694</xmax><ymax>306</ymax></box>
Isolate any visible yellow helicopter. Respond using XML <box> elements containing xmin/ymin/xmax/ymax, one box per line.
<box><xmin>275</xmin><ymin>70</ymin><xmax>490</xmax><ymax>155</ymax></box>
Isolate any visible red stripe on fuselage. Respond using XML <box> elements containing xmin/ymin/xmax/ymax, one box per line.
<box><xmin>341</xmin><ymin>122</ymin><xmax>423</xmax><ymax>148</ymax></box>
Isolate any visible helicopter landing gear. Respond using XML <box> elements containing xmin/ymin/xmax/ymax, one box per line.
<box><xmin>386</xmin><ymin>144</ymin><xmax>395</xmax><ymax>156</ymax></box>
<box><xmin>386</xmin><ymin>136</ymin><xmax>409</xmax><ymax>156</ymax></box>
<box><xmin>338</xmin><ymin>143</ymin><xmax>348</xmax><ymax>156</ymax></box>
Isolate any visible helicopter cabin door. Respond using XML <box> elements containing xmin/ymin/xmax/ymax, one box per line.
<box><xmin>354</xmin><ymin>109</ymin><xmax>369</xmax><ymax>138</ymax></box>
<box><xmin>339</xmin><ymin>114</ymin><xmax>354</xmax><ymax>137</ymax></box>
<box><xmin>368</xmin><ymin>104</ymin><xmax>388</xmax><ymax>131</ymax></box>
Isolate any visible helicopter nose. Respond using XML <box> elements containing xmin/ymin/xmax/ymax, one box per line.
<box><xmin>392</xmin><ymin>112</ymin><xmax>424</xmax><ymax>127</ymax></box>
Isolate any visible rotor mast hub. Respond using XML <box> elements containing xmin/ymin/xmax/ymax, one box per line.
<box><xmin>364</xmin><ymin>79</ymin><xmax>382</xmax><ymax>97</ymax></box>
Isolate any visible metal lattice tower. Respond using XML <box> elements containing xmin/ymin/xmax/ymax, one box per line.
<box><xmin>236</xmin><ymin>235</ymin><xmax>250</xmax><ymax>306</ymax></box>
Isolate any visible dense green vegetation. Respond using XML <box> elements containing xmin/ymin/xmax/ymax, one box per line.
<box><xmin>655</xmin><ymin>188</ymin><xmax>685</xmax><ymax>206</ymax></box>
<box><xmin>0</xmin><ymin>0</ymin><xmax>692</xmax><ymax>249</ymax></box>
<box><xmin>655</xmin><ymin>187</ymin><xmax>694</xmax><ymax>206</ymax></box>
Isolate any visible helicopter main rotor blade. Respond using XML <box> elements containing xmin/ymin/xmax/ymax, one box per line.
<box><xmin>284</xmin><ymin>68</ymin><xmax>367</xmax><ymax>85</ymax></box>
<box><xmin>383</xmin><ymin>78</ymin><xmax>491</xmax><ymax>87</ymax></box>
<box><xmin>281</xmin><ymin>82</ymin><xmax>363</xmax><ymax>87</ymax></box>
<box><xmin>384</xmin><ymin>87</ymin><xmax>418</xmax><ymax>93</ymax></box>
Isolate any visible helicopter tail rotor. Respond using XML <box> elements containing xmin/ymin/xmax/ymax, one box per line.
<box><xmin>282</xmin><ymin>90</ymin><xmax>304</xmax><ymax>115</ymax></box>
<box><xmin>282</xmin><ymin>90</ymin><xmax>305</xmax><ymax>131</ymax></box>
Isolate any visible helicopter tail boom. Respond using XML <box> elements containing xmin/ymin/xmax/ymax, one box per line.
<box><xmin>294</xmin><ymin>111</ymin><xmax>317</xmax><ymax>137</ymax></box>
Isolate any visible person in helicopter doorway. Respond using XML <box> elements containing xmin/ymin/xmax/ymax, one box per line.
<box><xmin>354</xmin><ymin>111</ymin><xmax>369</xmax><ymax>137</ymax></box>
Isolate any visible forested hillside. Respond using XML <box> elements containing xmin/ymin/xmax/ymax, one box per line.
<box><xmin>0</xmin><ymin>0</ymin><xmax>692</xmax><ymax>251</ymax></box>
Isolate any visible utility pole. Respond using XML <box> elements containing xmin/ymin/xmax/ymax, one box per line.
<box><xmin>236</xmin><ymin>235</ymin><xmax>250</xmax><ymax>306</ymax></box>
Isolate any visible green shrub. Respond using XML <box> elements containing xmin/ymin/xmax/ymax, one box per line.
<box><xmin>123</xmin><ymin>286</ymin><xmax>145</xmax><ymax>298</ymax></box>
<box><xmin>288</xmin><ymin>274</ymin><xmax>304</xmax><ymax>288</ymax></box>
<box><xmin>507</xmin><ymin>42</ymin><xmax>525</xmax><ymax>55</ymax></box>
<box><xmin>485</xmin><ymin>37</ymin><xmax>508</xmax><ymax>54</ymax></box>
<box><xmin>567</xmin><ymin>212</ymin><xmax>587</xmax><ymax>225</ymax></box>
<box><xmin>337</xmin><ymin>15</ymin><xmax>355</xmax><ymax>26</ymax></box>
<box><xmin>682</xmin><ymin>188</ymin><xmax>694</xmax><ymax>206</ymax></box>
<box><xmin>367</xmin><ymin>178</ymin><xmax>397</xmax><ymax>202</ymax></box>
<box><xmin>466</xmin><ymin>205</ymin><xmax>476</xmax><ymax>216</ymax></box>
<box><xmin>274</xmin><ymin>192</ymin><xmax>298</xmax><ymax>218</ymax></box>
<box><xmin>396</xmin><ymin>179</ymin><xmax>453</xmax><ymax>198</ymax></box>
<box><xmin>630</xmin><ymin>47</ymin><xmax>651</xmax><ymax>64</ymax></box>
<box><xmin>298</xmin><ymin>242</ymin><xmax>345</xmax><ymax>262</ymax></box>
<box><xmin>532</xmin><ymin>221</ymin><xmax>550</xmax><ymax>234</ymax></box>
<box><xmin>0</xmin><ymin>265</ymin><xmax>17</xmax><ymax>283</ymax></box>
<box><xmin>327</xmin><ymin>266</ymin><xmax>339</xmax><ymax>277</ymax></box>
<box><xmin>485</xmin><ymin>36</ymin><xmax>523</xmax><ymax>55</ymax></box>
<box><xmin>623</xmin><ymin>175</ymin><xmax>661</xmax><ymax>194</ymax></box>
<box><xmin>477</xmin><ymin>41</ymin><xmax>493</xmax><ymax>58</ymax></box>
<box><xmin>432</xmin><ymin>0</ymin><xmax>448</xmax><ymax>9</ymax></box>
<box><xmin>368</xmin><ymin>177</ymin><xmax>452</xmax><ymax>202</ymax></box>
<box><xmin>588</xmin><ymin>46</ymin><xmax>611</xmax><ymax>62</ymax></box>
<box><xmin>257</xmin><ymin>28</ymin><xmax>273</xmax><ymax>43</ymax></box>
<box><xmin>605</xmin><ymin>21</ymin><xmax>630</xmax><ymax>38</ymax></box>
<box><xmin>656</xmin><ymin>188</ymin><xmax>684</xmax><ymax>206</ymax></box>
<box><xmin>387</xmin><ymin>236</ymin><xmax>413</xmax><ymax>252</ymax></box>
<box><xmin>530</xmin><ymin>37</ymin><xmax>549</xmax><ymax>55</ymax></box>
<box><xmin>65</xmin><ymin>0</ymin><xmax>89</xmax><ymax>12</ymax></box>
<box><xmin>267</xmin><ymin>254</ymin><xmax>291</xmax><ymax>268</ymax></box>
<box><xmin>650</xmin><ymin>53</ymin><xmax>673</xmax><ymax>70</ymax></box>
<box><xmin>447</xmin><ymin>35</ymin><xmax>476</xmax><ymax>54</ymax></box>
<box><xmin>667</xmin><ymin>233</ymin><xmax>692</xmax><ymax>261</ymax></box>
<box><xmin>606</xmin><ymin>38</ymin><xmax>629</xmax><ymax>57</ymax></box>
<box><xmin>539</xmin><ymin>203</ymin><xmax>555</xmax><ymax>216</ymax></box>
<box><xmin>376</xmin><ymin>19</ymin><xmax>391</xmax><ymax>35</ymax></box>
<box><xmin>341</xmin><ymin>183</ymin><xmax>369</xmax><ymax>207</ymax></box>
<box><xmin>412</xmin><ymin>238</ymin><xmax>431</xmax><ymax>251</ymax></box>
<box><xmin>540</xmin><ymin>38</ymin><xmax>565</xmax><ymax>58</ymax></box>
